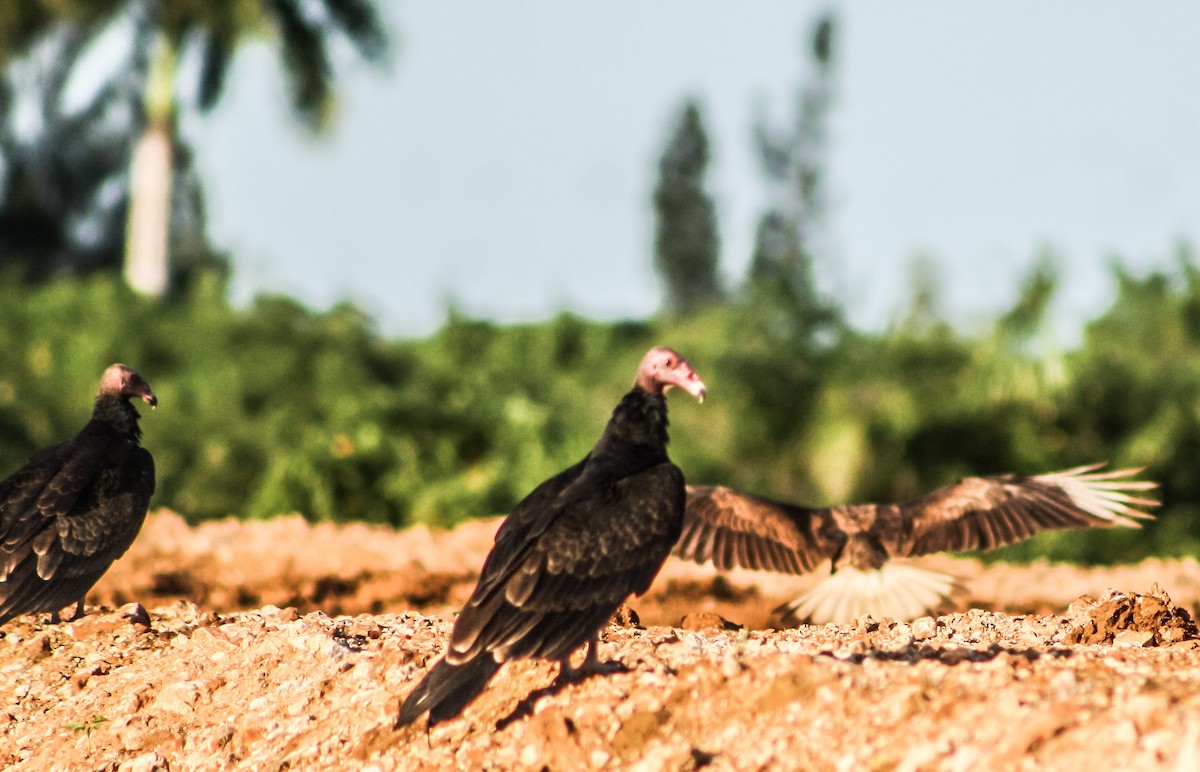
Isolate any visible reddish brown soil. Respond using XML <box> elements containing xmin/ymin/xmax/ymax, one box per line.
<box><xmin>3</xmin><ymin>510</ymin><xmax>1200</xmax><ymax>770</ymax></box>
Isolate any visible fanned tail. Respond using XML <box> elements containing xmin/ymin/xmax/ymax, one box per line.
<box><xmin>774</xmin><ymin>563</ymin><xmax>963</xmax><ymax>626</ymax></box>
<box><xmin>396</xmin><ymin>655</ymin><xmax>501</xmax><ymax>729</ymax></box>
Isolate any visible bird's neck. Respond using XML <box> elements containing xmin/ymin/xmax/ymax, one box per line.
<box><xmin>594</xmin><ymin>388</ymin><xmax>670</xmax><ymax>457</ymax></box>
<box><xmin>90</xmin><ymin>396</ymin><xmax>143</xmax><ymax>443</ymax></box>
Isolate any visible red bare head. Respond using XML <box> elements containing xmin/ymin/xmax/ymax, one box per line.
<box><xmin>634</xmin><ymin>347</ymin><xmax>706</xmax><ymax>402</ymax></box>
<box><xmin>98</xmin><ymin>364</ymin><xmax>157</xmax><ymax>409</ymax></box>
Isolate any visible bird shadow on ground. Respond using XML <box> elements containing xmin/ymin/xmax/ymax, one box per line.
<box><xmin>824</xmin><ymin>642</ymin><xmax>1075</xmax><ymax>666</ymax></box>
<box><xmin>495</xmin><ymin>662</ymin><xmax>632</xmax><ymax>730</ymax></box>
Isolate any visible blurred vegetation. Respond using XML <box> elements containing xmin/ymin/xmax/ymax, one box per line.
<box><xmin>654</xmin><ymin>98</ymin><xmax>722</xmax><ymax>314</ymax></box>
<box><xmin>0</xmin><ymin>0</ymin><xmax>387</xmax><ymax>294</ymax></box>
<box><xmin>0</xmin><ymin>8</ymin><xmax>1192</xmax><ymax>567</ymax></box>
<box><xmin>0</xmin><ymin>251</ymin><xmax>1197</xmax><ymax>568</ymax></box>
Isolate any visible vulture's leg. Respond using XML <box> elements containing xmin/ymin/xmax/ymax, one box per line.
<box><xmin>68</xmin><ymin>597</ymin><xmax>86</xmax><ymax>621</ymax></box>
<box><xmin>50</xmin><ymin>597</ymin><xmax>86</xmax><ymax>624</ymax></box>
<box><xmin>556</xmin><ymin>633</ymin><xmax>625</xmax><ymax>684</ymax></box>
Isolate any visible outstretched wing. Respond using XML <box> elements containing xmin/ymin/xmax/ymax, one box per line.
<box><xmin>673</xmin><ymin>485</ymin><xmax>844</xmax><ymax>575</ymax></box>
<box><xmin>885</xmin><ymin>464</ymin><xmax>1157</xmax><ymax>557</ymax></box>
<box><xmin>447</xmin><ymin>460</ymin><xmax>685</xmax><ymax>665</ymax></box>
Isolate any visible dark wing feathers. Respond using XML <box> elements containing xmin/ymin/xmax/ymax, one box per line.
<box><xmin>887</xmin><ymin>465</ymin><xmax>1157</xmax><ymax>557</ymax></box>
<box><xmin>1</xmin><ymin>437</ymin><xmax>155</xmax><ymax>625</ymax></box>
<box><xmin>674</xmin><ymin>485</ymin><xmax>841</xmax><ymax>575</ymax></box>
<box><xmin>676</xmin><ymin>466</ymin><xmax>1157</xmax><ymax>577</ymax></box>
<box><xmin>35</xmin><ymin>450</ymin><xmax>107</xmax><ymax>519</ymax></box>
<box><xmin>444</xmin><ymin>458</ymin><xmax>592</xmax><ymax>655</ymax></box>
<box><xmin>0</xmin><ymin>445</ymin><xmax>72</xmax><ymax>543</ymax></box>
<box><xmin>56</xmin><ymin>448</ymin><xmax>155</xmax><ymax>559</ymax></box>
<box><xmin>399</xmin><ymin>442</ymin><xmax>687</xmax><ymax>729</ymax></box>
<box><xmin>450</xmin><ymin>462</ymin><xmax>683</xmax><ymax>664</ymax></box>
<box><xmin>469</xmin><ymin>457</ymin><xmax>589</xmax><ymax>601</ymax></box>
<box><xmin>395</xmin><ymin>653</ymin><xmax>501</xmax><ymax>728</ymax></box>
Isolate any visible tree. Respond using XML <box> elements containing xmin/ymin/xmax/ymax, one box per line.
<box><xmin>0</xmin><ymin>15</ymin><xmax>224</xmax><ymax>289</ymax></box>
<box><xmin>718</xmin><ymin>14</ymin><xmax>842</xmax><ymax>480</ymax></box>
<box><xmin>0</xmin><ymin>25</ymin><xmax>123</xmax><ymax>280</ymax></box>
<box><xmin>0</xmin><ymin>0</ymin><xmax>388</xmax><ymax>294</ymax></box>
<box><xmin>749</xmin><ymin>12</ymin><xmax>836</xmax><ymax>305</ymax></box>
<box><xmin>126</xmin><ymin>0</ymin><xmax>389</xmax><ymax>296</ymax></box>
<box><xmin>653</xmin><ymin>99</ymin><xmax>722</xmax><ymax>314</ymax></box>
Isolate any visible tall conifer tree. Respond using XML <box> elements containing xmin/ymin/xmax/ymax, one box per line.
<box><xmin>653</xmin><ymin>99</ymin><xmax>722</xmax><ymax>314</ymax></box>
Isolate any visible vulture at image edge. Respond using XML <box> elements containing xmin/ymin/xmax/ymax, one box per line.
<box><xmin>675</xmin><ymin>464</ymin><xmax>1158</xmax><ymax>625</ymax></box>
<box><xmin>0</xmin><ymin>365</ymin><xmax>156</xmax><ymax>627</ymax></box>
<box><xmin>396</xmin><ymin>346</ymin><xmax>706</xmax><ymax>729</ymax></box>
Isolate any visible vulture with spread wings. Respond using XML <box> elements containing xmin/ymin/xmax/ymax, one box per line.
<box><xmin>397</xmin><ymin>346</ymin><xmax>706</xmax><ymax>729</ymax></box>
<box><xmin>675</xmin><ymin>465</ymin><xmax>1157</xmax><ymax>625</ymax></box>
<box><xmin>1</xmin><ymin>364</ymin><xmax>157</xmax><ymax>627</ymax></box>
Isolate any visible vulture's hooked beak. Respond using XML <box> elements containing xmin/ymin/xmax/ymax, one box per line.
<box><xmin>678</xmin><ymin>376</ymin><xmax>706</xmax><ymax>404</ymax></box>
<box><xmin>130</xmin><ymin>382</ymin><xmax>158</xmax><ymax>410</ymax></box>
<box><xmin>126</xmin><ymin>371</ymin><xmax>157</xmax><ymax>410</ymax></box>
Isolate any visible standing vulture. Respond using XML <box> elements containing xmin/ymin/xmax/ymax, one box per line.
<box><xmin>675</xmin><ymin>465</ymin><xmax>1157</xmax><ymax>625</ymax></box>
<box><xmin>397</xmin><ymin>346</ymin><xmax>706</xmax><ymax>728</ymax></box>
<box><xmin>0</xmin><ymin>364</ymin><xmax>156</xmax><ymax>627</ymax></box>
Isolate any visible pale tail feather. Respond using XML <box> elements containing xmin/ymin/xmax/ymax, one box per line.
<box><xmin>1033</xmin><ymin>464</ymin><xmax>1158</xmax><ymax>526</ymax></box>
<box><xmin>774</xmin><ymin>564</ymin><xmax>963</xmax><ymax>626</ymax></box>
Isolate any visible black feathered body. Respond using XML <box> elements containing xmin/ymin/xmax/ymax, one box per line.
<box><xmin>0</xmin><ymin>396</ymin><xmax>155</xmax><ymax>626</ymax></box>
<box><xmin>398</xmin><ymin>389</ymin><xmax>685</xmax><ymax>727</ymax></box>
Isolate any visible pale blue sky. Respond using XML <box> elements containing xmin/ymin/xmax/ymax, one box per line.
<box><xmin>191</xmin><ymin>2</ymin><xmax>1200</xmax><ymax>340</ymax></box>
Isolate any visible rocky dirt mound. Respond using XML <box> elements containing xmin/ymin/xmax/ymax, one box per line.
<box><xmin>3</xmin><ymin>511</ymin><xmax>1200</xmax><ymax>770</ymax></box>
<box><xmin>86</xmin><ymin>511</ymin><xmax>1200</xmax><ymax>629</ymax></box>
<box><xmin>1064</xmin><ymin>587</ymin><xmax>1199</xmax><ymax>647</ymax></box>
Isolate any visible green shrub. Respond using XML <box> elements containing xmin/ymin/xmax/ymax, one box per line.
<box><xmin>1</xmin><ymin>257</ymin><xmax>1196</xmax><ymax>565</ymax></box>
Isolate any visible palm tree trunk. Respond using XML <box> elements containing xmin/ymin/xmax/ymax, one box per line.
<box><xmin>124</xmin><ymin>32</ymin><xmax>177</xmax><ymax>297</ymax></box>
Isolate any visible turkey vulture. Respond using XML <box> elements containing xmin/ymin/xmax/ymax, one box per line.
<box><xmin>0</xmin><ymin>364</ymin><xmax>156</xmax><ymax>627</ymax></box>
<box><xmin>397</xmin><ymin>346</ymin><xmax>706</xmax><ymax>728</ymax></box>
<box><xmin>675</xmin><ymin>465</ymin><xmax>1157</xmax><ymax>625</ymax></box>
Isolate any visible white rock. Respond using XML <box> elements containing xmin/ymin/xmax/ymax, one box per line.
<box><xmin>117</xmin><ymin>751</ymin><xmax>170</xmax><ymax>772</ymax></box>
<box><xmin>911</xmin><ymin>616</ymin><xmax>937</xmax><ymax>641</ymax></box>
<box><xmin>1113</xmin><ymin>630</ymin><xmax>1155</xmax><ymax>649</ymax></box>
<box><xmin>152</xmin><ymin>680</ymin><xmax>204</xmax><ymax>715</ymax></box>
